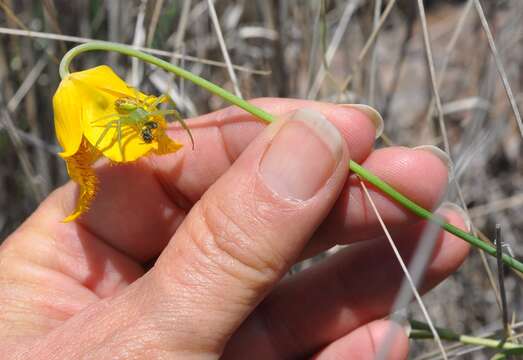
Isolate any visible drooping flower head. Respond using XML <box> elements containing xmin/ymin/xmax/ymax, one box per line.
<box><xmin>53</xmin><ymin>65</ymin><xmax>187</xmax><ymax>221</ymax></box>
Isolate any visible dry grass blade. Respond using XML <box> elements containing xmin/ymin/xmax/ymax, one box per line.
<box><xmin>495</xmin><ymin>225</ymin><xmax>511</xmax><ymax>340</ymax></box>
<box><xmin>416</xmin><ymin>0</ymin><xmax>449</xmax><ymax>153</ymax></box>
<box><xmin>0</xmin><ymin>27</ymin><xmax>269</xmax><ymax>75</ymax></box>
<box><xmin>7</xmin><ymin>57</ymin><xmax>48</xmax><ymax>112</ymax></box>
<box><xmin>42</xmin><ymin>0</ymin><xmax>66</xmax><ymax>53</ymax></box>
<box><xmin>469</xmin><ymin>193</ymin><xmax>523</xmax><ymax>218</ymax></box>
<box><xmin>424</xmin><ymin>0</ymin><xmax>474</xmax><ymax>123</ymax></box>
<box><xmin>307</xmin><ymin>0</ymin><xmax>359</xmax><ymax>99</ymax></box>
<box><xmin>368</xmin><ymin>0</ymin><xmax>383</xmax><ymax>106</ymax></box>
<box><xmin>0</xmin><ymin>2</ymin><xmax>60</xmax><ymax>64</ymax></box>
<box><xmin>478</xmin><ymin>246</ymin><xmax>505</xmax><ymax>320</ymax></box>
<box><xmin>0</xmin><ymin>101</ymin><xmax>44</xmax><ymax>202</ymax></box>
<box><xmin>173</xmin><ymin>0</ymin><xmax>192</xmax><ymax>51</ymax></box>
<box><xmin>147</xmin><ymin>0</ymin><xmax>165</xmax><ymax>47</ymax></box>
<box><xmin>382</xmin><ymin>16</ymin><xmax>414</xmax><ymax>120</ymax></box>
<box><xmin>0</xmin><ymin>0</ymin><xmax>25</xmax><ymax>29</ymax></box>
<box><xmin>0</xmin><ymin>119</ymin><xmax>58</xmax><ymax>154</ymax></box>
<box><xmin>473</xmin><ymin>0</ymin><xmax>523</xmax><ymax>139</ymax></box>
<box><xmin>207</xmin><ymin>0</ymin><xmax>243</xmax><ymax>98</ymax></box>
<box><xmin>338</xmin><ymin>0</ymin><xmax>397</xmax><ymax>95</ymax></box>
<box><xmin>359</xmin><ymin>179</ymin><xmax>448</xmax><ymax>360</ymax></box>
<box><xmin>149</xmin><ymin>69</ymin><xmax>198</xmax><ymax>117</ymax></box>
<box><xmin>131</xmin><ymin>0</ymin><xmax>148</xmax><ymax>87</ymax></box>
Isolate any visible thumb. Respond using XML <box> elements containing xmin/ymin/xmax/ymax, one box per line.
<box><xmin>149</xmin><ymin>108</ymin><xmax>350</xmax><ymax>354</ymax></box>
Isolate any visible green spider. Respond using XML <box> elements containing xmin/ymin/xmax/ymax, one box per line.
<box><xmin>90</xmin><ymin>92</ymin><xmax>194</xmax><ymax>161</ymax></box>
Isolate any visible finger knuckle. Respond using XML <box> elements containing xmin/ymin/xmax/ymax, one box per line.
<box><xmin>187</xmin><ymin>195</ymin><xmax>283</xmax><ymax>287</ymax></box>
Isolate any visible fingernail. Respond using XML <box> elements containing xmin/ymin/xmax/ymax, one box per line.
<box><xmin>339</xmin><ymin>104</ymin><xmax>384</xmax><ymax>139</ymax></box>
<box><xmin>413</xmin><ymin>145</ymin><xmax>454</xmax><ymax>177</ymax></box>
<box><xmin>260</xmin><ymin>108</ymin><xmax>343</xmax><ymax>200</ymax></box>
<box><xmin>439</xmin><ymin>201</ymin><xmax>472</xmax><ymax>232</ymax></box>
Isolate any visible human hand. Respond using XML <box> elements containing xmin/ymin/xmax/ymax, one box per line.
<box><xmin>0</xmin><ymin>98</ymin><xmax>469</xmax><ymax>359</ymax></box>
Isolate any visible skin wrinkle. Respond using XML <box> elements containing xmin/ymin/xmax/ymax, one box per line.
<box><xmin>70</xmin><ymin>221</ymin><xmax>144</xmax><ymax>289</ymax></box>
<box><xmin>365</xmin><ymin>324</ymin><xmax>377</xmax><ymax>357</ymax></box>
<box><xmin>4</xmin><ymin>257</ymin><xmax>97</xmax><ymax>307</ymax></box>
<box><xmin>246</xmin><ymin>178</ymin><xmax>306</xmax><ymax>269</ymax></box>
<box><xmin>147</xmin><ymin>155</ymin><xmax>193</xmax><ymax>214</ymax></box>
<box><xmin>166</xmin><ymin>125</ymin><xmax>235</xmax><ymax>204</ymax></box>
<box><xmin>257</xmin><ymin>298</ymin><xmax>302</xmax><ymax>359</ymax></box>
<box><xmin>151</xmin><ymin>226</ymin><xmax>240</xmax><ymax>322</ymax></box>
<box><xmin>6</xmin><ymin>229</ymin><xmax>82</xmax><ymax>287</ymax></box>
<box><xmin>215</xmin><ymin>123</ymin><xmax>236</xmax><ymax>167</ymax></box>
<box><xmin>79</xmin><ymin>210</ymin><xmax>145</xmax><ymax>265</ymax></box>
<box><xmin>147</xmin><ymin>159</ymin><xmax>190</xmax><ymax>237</ymax></box>
<box><xmin>70</xmin><ymin>230</ymin><xmax>141</xmax><ymax>295</ymax></box>
<box><xmin>0</xmin><ymin>259</ymin><xmax>97</xmax><ymax>334</ymax></box>
<box><xmin>2</xmin><ymin>232</ymin><xmax>68</xmax><ymax>286</ymax></box>
<box><xmin>196</xmin><ymin>195</ymin><xmax>281</xmax><ymax>287</ymax></box>
<box><xmin>333</xmin><ymin>254</ymin><xmax>359</xmax><ymax>313</ymax></box>
<box><xmin>7</xmin><ymin>204</ymin><xmax>143</xmax><ymax>298</ymax></box>
<box><xmin>19</xmin><ymin>222</ymin><xmax>98</xmax><ymax>278</ymax></box>
<box><xmin>249</xmin><ymin>188</ymin><xmax>295</xmax><ymax>271</ymax></box>
<box><xmin>150</xmin><ymin>248</ymin><xmax>239</xmax><ymax>356</ymax></box>
<box><xmin>192</xmin><ymin>201</ymin><xmax>256</xmax><ymax>280</ymax></box>
<box><xmin>152</xmin><ymin>285</ymin><xmax>234</xmax><ymax>340</ymax></box>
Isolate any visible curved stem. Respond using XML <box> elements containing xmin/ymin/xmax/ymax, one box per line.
<box><xmin>60</xmin><ymin>42</ymin><xmax>273</xmax><ymax>123</ymax></box>
<box><xmin>59</xmin><ymin>42</ymin><xmax>523</xmax><ymax>274</ymax></box>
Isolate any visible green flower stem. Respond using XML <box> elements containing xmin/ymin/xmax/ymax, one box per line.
<box><xmin>410</xmin><ymin>320</ymin><xmax>523</xmax><ymax>353</ymax></box>
<box><xmin>351</xmin><ymin>161</ymin><xmax>523</xmax><ymax>272</ymax></box>
<box><xmin>59</xmin><ymin>41</ymin><xmax>523</xmax><ymax>273</ymax></box>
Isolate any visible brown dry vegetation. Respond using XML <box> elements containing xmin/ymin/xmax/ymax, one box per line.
<box><xmin>0</xmin><ymin>0</ymin><xmax>522</xmax><ymax>358</ymax></box>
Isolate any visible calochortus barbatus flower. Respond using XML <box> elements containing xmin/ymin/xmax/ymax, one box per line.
<box><xmin>53</xmin><ymin>65</ymin><xmax>190</xmax><ymax>222</ymax></box>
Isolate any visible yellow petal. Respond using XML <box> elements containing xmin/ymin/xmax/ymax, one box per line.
<box><xmin>53</xmin><ymin>76</ymin><xmax>84</xmax><ymax>158</ymax></box>
<box><xmin>154</xmin><ymin>129</ymin><xmax>183</xmax><ymax>155</ymax></box>
<box><xmin>69</xmin><ymin>65</ymin><xmax>136</xmax><ymax>98</ymax></box>
<box><xmin>62</xmin><ymin>138</ymin><xmax>100</xmax><ymax>222</ymax></box>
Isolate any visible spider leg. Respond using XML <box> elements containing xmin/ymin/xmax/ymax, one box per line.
<box><xmin>132</xmin><ymin>87</ymin><xmax>140</xmax><ymax>103</ymax></box>
<box><xmin>164</xmin><ymin>94</ymin><xmax>178</xmax><ymax>108</ymax></box>
<box><xmin>117</xmin><ymin>117</ymin><xmax>125</xmax><ymax>162</ymax></box>
<box><xmin>148</xmin><ymin>94</ymin><xmax>168</xmax><ymax>109</ymax></box>
<box><xmin>162</xmin><ymin>96</ymin><xmax>194</xmax><ymax>150</ymax></box>
<box><xmin>94</xmin><ymin>119</ymin><xmax>122</xmax><ymax>148</ymax></box>
<box><xmin>147</xmin><ymin>109</ymin><xmax>194</xmax><ymax>150</ymax></box>
<box><xmin>91</xmin><ymin>113</ymin><xmax>119</xmax><ymax>125</ymax></box>
<box><xmin>177</xmin><ymin>117</ymin><xmax>195</xmax><ymax>150</ymax></box>
<box><xmin>131</xmin><ymin>87</ymin><xmax>149</xmax><ymax>109</ymax></box>
<box><xmin>146</xmin><ymin>110</ymin><xmax>178</xmax><ymax>117</ymax></box>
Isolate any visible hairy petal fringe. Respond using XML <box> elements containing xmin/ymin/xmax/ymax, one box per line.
<box><xmin>62</xmin><ymin>138</ymin><xmax>101</xmax><ymax>222</ymax></box>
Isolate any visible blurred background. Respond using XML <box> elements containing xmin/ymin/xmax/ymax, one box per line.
<box><xmin>0</xmin><ymin>0</ymin><xmax>522</xmax><ymax>358</ymax></box>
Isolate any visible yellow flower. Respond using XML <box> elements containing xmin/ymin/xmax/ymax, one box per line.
<box><xmin>53</xmin><ymin>65</ymin><xmax>186</xmax><ymax>222</ymax></box>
